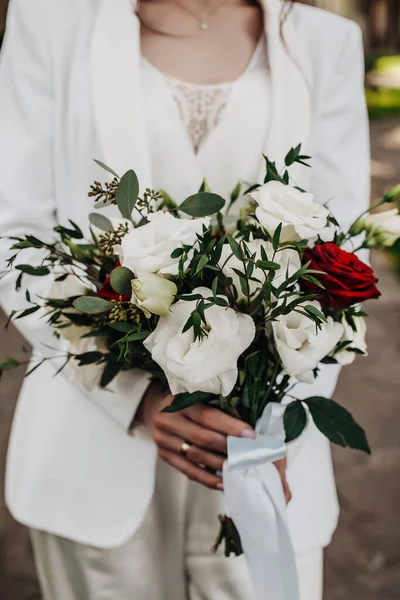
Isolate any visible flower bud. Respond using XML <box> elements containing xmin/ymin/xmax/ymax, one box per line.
<box><xmin>131</xmin><ymin>272</ymin><xmax>177</xmax><ymax>317</ymax></box>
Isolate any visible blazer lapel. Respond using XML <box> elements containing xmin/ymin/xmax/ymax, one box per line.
<box><xmin>260</xmin><ymin>0</ymin><xmax>312</xmax><ymax>187</ymax></box>
<box><xmin>91</xmin><ymin>0</ymin><xmax>152</xmax><ymax>187</ymax></box>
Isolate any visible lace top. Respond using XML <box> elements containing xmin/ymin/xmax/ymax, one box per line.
<box><xmin>140</xmin><ymin>36</ymin><xmax>270</xmax><ymax>204</ymax></box>
<box><xmin>142</xmin><ymin>37</ymin><xmax>268</xmax><ymax>154</ymax></box>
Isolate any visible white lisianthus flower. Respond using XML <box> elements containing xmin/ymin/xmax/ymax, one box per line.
<box><xmin>144</xmin><ymin>287</ymin><xmax>255</xmax><ymax>396</ymax></box>
<box><xmin>131</xmin><ymin>272</ymin><xmax>177</xmax><ymax>317</ymax></box>
<box><xmin>251</xmin><ymin>181</ymin><xmax>333</xmax><ymax>243</ymax></box>
<box><xmin>220</xmin><ymin>239</ymin><xmax>301</xmax><ymax>300</ymax></box>
<box><xmin>117</xmin><ymin>212</ymin><xmax>210</xmax><ymax>276</ymax></box>
<box><xmin>334</xmin><ymin>315</ymin><xmax>367</xmax><ymax>366</ymax></box>
<box><xmin>360</xmin><ymin>209</ymin><xmax>400</xmax><ymax>247</ymax></box>
<box><xmin>272</xmin><ymin>301</ymin><xmax>344</xmax><ymax>383</ymax></box>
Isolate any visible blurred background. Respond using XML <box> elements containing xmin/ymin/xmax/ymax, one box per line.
<box><xmin>0</xmin><ymin>0</ymin><xmax>399</xmax><ymax>598</ymax></box>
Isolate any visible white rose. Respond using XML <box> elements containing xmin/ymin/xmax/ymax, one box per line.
<box><xmin>117</xmin><ymin>212</ymin><xmax>210</xmax><ymax>276</ymax></box>
<box><xmin>144</xmin><ymin>287</ymin><xmax>255</xmax><ymax>396</ymax></box>
<box><xmin>220</xmin><ymin>238</ymin><xmax>301</xmax><ymax>300</ymax></box>
<box><xmin>272</xmin><ymin>301</ymin><xmax>344</xmax><ymax>383</ymax></box>
<box><xmin>334</xmin><ymin>315</ymin><xmax>367</xmax><ymax>366</ymax></box>
<box><xmin>131</xmin><ymin>272</ymin><xmax>177</xmax><ymax>317</ymax></box>
<box><xmin>360</xmin><ymin>209</ymin><xmax>400</xmax><ymax>247</ymax></box>
<box><xmin>251</xmin><ymin>181</ymin><xmax>333</xmax><ymax>243</ymax></box>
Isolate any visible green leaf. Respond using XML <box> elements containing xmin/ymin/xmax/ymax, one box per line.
<box><xmin>100</xmin><ymin>359</ymin><xmax>122</xmax><ymax>388</ymax></box>
<box><xmin>73</xmin><ymin>296</ymin><xmax>114</xmax><ymax>314</ymax></box>
<box><xmin>15</xmin><ymin>306</ymin><xmax>41</xmax><ymax>320</ymax></box>
<box><xmin>304</xmin><ymin>396</ymin><xmax>371</xmax><ymax>454</ymax></box>
<box><xmin>284</xmin><ymin>402</ymin><xmax>307</xmax><ymax>443</ymax></box>
<box><xmin>256</xmin><ymin>260</ymin><xmax>281</xmax><ymax>271</ymax></box>
<box><xmin>179</xmin><ymin>193</ymin><xmax>225</xmax><ymax>218</ymax></box>
<box><xmin>198</xmin><ymin>179</ymin><xmax>211</xmax><ymax>193</ymax></box>
<box><xmin>272</xmin><ymin>224</ymin><xmax>282</xmax><ymax>251</ymax></box>
<box><xmin>89</xmin><ymin>213</ymin><xmax>113</xmax><ymax>232</ymax></box>
<box><xmin>108</xmin><ymin>322</ymin><xmax>135</xmax><ymax>333</ymax></box>
<box><xmin>93</xmin><ymin>159</ymin><xmax>119</xmax><ymax>179</ymax></box>
<box><xmin>285</xmin><ymin>143</ymin><xmax>302</xmax><ymax>167</ymax></box>
<box><xmin>230</xmin><ymin>182</ymin><xmax>242</xmax><ymax>204</ymax></box>
<box><xmin>170</xmin><ymin>247</ymin><xmax>185</xmax><ymax>259</ymax></box>
<box><xmin>15</xmin><ymin>265</ymin><xmax>50</xmax><ymax>277</ymax></box>
<box><xmin>94</xmin><ymin>159</ymin><xmax>119</xmax><ymax>179</ymax></box>
<box><xmin>301</xmin><ymin>274</ymin><xmax>325</xmax><ymax>290</ymax></box>
<box><xmin>110</xmin><ymin>266</ymin><xmax>135</xmax><ymax>297</ymax></box>
<box><xmin>117</xmin><ymin>170</ymin><xmax>139</xmax><ymax>220</ymax></box>
<box><xmin>304</xmin><ymin>304</ymin><xmax>327</xmax><ymax>323</ymax></box>
<box><xmin>75</xmin><ymin>351</ymin><xmax>104</xmax><ymax>366</ymax></box>
<box><xmin>126</xmin><ymin>331</ymin><xmax>149</xmax><ymax>342</ymax></box>
<box><xmin>195</xmin><ymin>255</ymin><xmax>209</xmax><ymax>275</ymax></box>
<box><xmin>0</xmin><ymin>357</ymin><xmax>20</xmax><ymax>371</ymax></box>
<box><xmin>212</xmin><ymin>277</ymin><xmax>218</xmax><ymax>297</ymax></box>
<box><xmin>163</xmin><ymin>391</ymin><xmax>214</xmax><ymax>413</ymax></box>
<box><xmin>228</xmin><ymin>236</ymin><xmax>242</xmax><ymax>260</ymax></box>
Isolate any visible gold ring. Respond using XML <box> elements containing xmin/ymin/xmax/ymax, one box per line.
<box><xmin>180</xmin><ymin>441</ymin><xmax>191</xmax><ymax>457</ymax></box>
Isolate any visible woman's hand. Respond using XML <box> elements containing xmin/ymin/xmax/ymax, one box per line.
<box><xmin>138</xmin><ymin>382</ymin><xmax>291</xmax><ymax>501</ymax></box>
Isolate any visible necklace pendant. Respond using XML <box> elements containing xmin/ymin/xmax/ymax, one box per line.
<box><xmin>199</xmin><ymin>21</ymin><xmax>209</xmax><ymax>31</ymax></box>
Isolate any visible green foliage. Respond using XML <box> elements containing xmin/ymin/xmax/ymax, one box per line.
<box><xmin>284</xmin><ymin>401</ymin><xmax>308</xmax><ymax>443</ymax></box>
<box><xmin>73</xmin><ymin>296</ymin><xmax>114</xmax><ymax>314</ymax></box>
<box><xmin>117</xmin><ymin>170</ymin><xmax>139</xmax><ymax>220</ymax></box>
<box><xmin>304</xmin><ymin>396</ymin><xmax>371</xmax><ymax>454</ymax></box>
<box><xmin>163</xmin><ymin>391</ymin><xmax>214</xmax><ymax>413</ymax></box>
<box><xmin>110</xmin><ymin>267</ymin><xmax>135</xmax><ymax>297</ymax></box>
<box><xmin>179</xmin><ymin>192</ymin><xmax>225</xmax><ymax>217</ymax></box>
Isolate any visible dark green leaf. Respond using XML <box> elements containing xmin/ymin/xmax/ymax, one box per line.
<box><xmin>15</xmin><ymin>265</ymin><xmax>50</xmax><ymax>277</ymax></box>
<box><xmin>212</xmin><ymin>277</ymin><xmax>218</xmax><ymax>297</ymax></box>
<box><xmin>73</xmin><ymin>296</ymin><xmax>114</xmax><ymax>314</ymax></box>
<box><xmin>75</xmin><ymin>351</ymin><xmax>104</xmax><ymax>366</ymax></box>
<box><xmin>100</xmin><ymin>360</ymin><xmax>122</xmax><ymax>388</ymax></box>
<box><xmin>304</xmin><ymin>304</ymin><xmax>327</xmax><ymax>322</ymax></box>
<box><xmin>15</xmin><ymin>306</ymin><xmax>41</xmax><ymax>320</ymax></box>
<box><xmin>108</xmin><ymin>322</ymin><xmax>135</xmax><ymax>333</ymax></box>
<box><xmin>179</xmin><ymin>193</ymin><xmax>225</xmax><ymax>218</ymax></box>
<box><xmin>272</xmin><ymin>224</ymin><xmax>282</xmax><ymax>251</ymax></box>
<box><xmin>126</xmin><ymin>331</ymin><xmax>149</xmax><ymax>342</ymax></box>
<box><xmin>285</xmin><ymin>143</ymin><xmax>301</xmax><ymax>167</ymax></box>
<box><xmin>228</xmin><ymin>236</ymin><xmax>242</xmax><ymax>260</ymax></box>
<box><xmin>110</xmin><ymin>266</ymin><xmax>135</xmax><ymax>297</ymax></box>
<box><xmin>89</xmin><ymin>213</ymin><xmax>113</xmax><ymax>232</ymax></box>
<box><xmin>304</xmin><ymin>396</ymin><xmax>370</xmax><ymax>454</ymax></box>
<box><xmin>117</xmin><ymin>170</ymin><xmax>139</xmax><ymax>220</ymax></box>
<box><xmin>230</xmin><ymin>182</ymin><xmax>242</xmax><ymax>204</ymax></box>
<box><xmin>284</xmin><ymin>401</ymin><xmax>307</xmax><ymax>443</ymax></box>
<box><xmin>163</xmin><ymin>391</ymin><xmax>214</xmax><ymax>413</ymax></box>
<box><xmin>170</xmin><ymin>247</ymin><xmax>185</xmax><ymax>259</ymax></box>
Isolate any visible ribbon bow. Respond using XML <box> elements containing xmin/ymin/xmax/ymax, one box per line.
<box><xmin>223</xmin><ymin>402</ymin><xmax>300</xmax><ymax>600</ymax></box>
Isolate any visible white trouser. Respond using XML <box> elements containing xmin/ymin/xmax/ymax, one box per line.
<box><xmin>30</xmin><ymin>460</ymin><xmax>323</xmax><ymax>600</ymax></box>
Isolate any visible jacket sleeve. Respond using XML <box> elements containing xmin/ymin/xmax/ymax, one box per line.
<box><xmin>0</xmin><ymin>0</ymin><xmax>151</xmax><ymax>431</ymax></box>
<box><xmin>310</xmin><ymin>22</ymin><xmax>371</xmax><ymax>232</ymax></box>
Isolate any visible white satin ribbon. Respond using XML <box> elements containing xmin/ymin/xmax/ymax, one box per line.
<box><xmin>223</xmin><ymin>403</ymin><xmax>300</xmax><ymax>600</ymax></box>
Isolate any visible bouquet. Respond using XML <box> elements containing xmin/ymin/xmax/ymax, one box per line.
<box><xmin>2</xmin><ymin>146</ymin><xmax>400</xmax><ymax>559</ymax></box>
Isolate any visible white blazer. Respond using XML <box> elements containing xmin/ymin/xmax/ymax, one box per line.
<box><xmin>0</xmin><ymin>0</ymin><xmax>370</xmax><ymax>552</ymax></box>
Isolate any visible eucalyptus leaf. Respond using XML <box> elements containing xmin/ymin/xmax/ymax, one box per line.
<box><xmin>110</xmin><ymin>266</ymin><xmax>135</xmax><ymax>297</ymax></box>
<box><xmin>94</xmin><ymin>159</ymin><xmax>120</xmax><ymax>179</ymax></box>
<box><xmin>73</xmin><ymin>296</ymin><xmax>114</xmax><ymax>315</ymax></box>
<box><xmin>117</xmin><ymin>170</ymin><xmax>139</xmax><ymax>220</ymax></box>
<box><xmin>15</xmin><ymin>265</ymin><xmax>50</xmax><ymax>277</ymax></box>
<box><xmin>89</xmin><ymin>213</ymin><xmax>113</xmax><ymax>232</ymax></box>
<box><xmin>179</xmin><ymin>192</ymin><xmax>225</xmax><ymax>218</ymax></box>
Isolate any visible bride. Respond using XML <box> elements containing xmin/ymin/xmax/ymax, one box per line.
<box><xmin>0</xmin><ymin>0</ymin><xmax>369</xmax><ymax>599</ymax></box>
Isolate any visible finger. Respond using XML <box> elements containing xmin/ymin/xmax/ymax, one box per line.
<box><xmin>158</xmin><ymin>448</ymin><xmax>223</xmax><ymax>490</ymax></box>
<box><xmin>155</xmin><ymin>412</ymin><xmax>228</xmax><ymax>454</ymax></box>
<box><xmin>154</xmin><ymin>430</ymin><xmax>226</xmax><ymax>472</ymax></box>
<box><xmin>184</xmin><ymin>404</ymin><xmax>256</xmax><ymax>439</ymax></box>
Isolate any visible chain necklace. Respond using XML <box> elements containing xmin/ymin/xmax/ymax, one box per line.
<box><xmin>177</xmin><ymin>1</ymin><xmax>228</xmax><ymax>31</ymax></box>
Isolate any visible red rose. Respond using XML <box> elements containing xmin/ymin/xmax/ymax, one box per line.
<box><xmin>98</xmin><ymin>262</ymin><xmax>130</xmax><ymax>302</ymax></box>
<box><xmin>301</xmin><ymin>243</ymin><xmax>381</xmax><ymax>309</ymax></box>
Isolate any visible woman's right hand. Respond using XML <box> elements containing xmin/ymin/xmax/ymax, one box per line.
<box><xmin>137</xmin><ymin>381</ymin><xmax>257</xmax><ymax>490</ymax></box>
